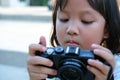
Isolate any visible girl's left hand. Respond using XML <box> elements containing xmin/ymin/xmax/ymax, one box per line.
<box><xmin>87</xmin><ymin>44</ymin><xmax>116</xmax><ymax>80</ymax></box>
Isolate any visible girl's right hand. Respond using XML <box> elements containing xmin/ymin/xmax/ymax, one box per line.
<box><xmin>27</xmin><ymin>36</ymin><xmax>57</xmax><ymax>80</ymax></box>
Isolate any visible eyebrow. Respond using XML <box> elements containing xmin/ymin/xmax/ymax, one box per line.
<box><xmin>59</xmin><ymin>11</ymin><xmax>95</xmax><ymax>18</ymax></box>
<box><xmin>58</xmin><ymin>7</ymin><xmax>99</xmax><ymax>18</ymax></box>
<box><xmin>58</xmin><ymin>9</ymin><xmax>69</xmax><ymax>14</ymax></box>
<box><xmin>60</xmin><ymin>7</ymin><xmax>96</xmax><ymax>14</ymax></box>
<box><xmin>81</xmin><ymin>10</ymin><xmax>97</xmax><ymax>15</ymax></box>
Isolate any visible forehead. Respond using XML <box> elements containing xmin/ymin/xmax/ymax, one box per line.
<box><xmin>60</xmin><ymin>0</ymin><xmax>93</xmax><ymax>10</ymax></box>
<box><xmin>58</xmin><ymin>0</ymin><xmax>98</xmax><ymax>15</ymax></box>
<box><xmin>67</xmin><ymin>0</ymin><xmax>89</xmax><ymax>6</ymax></box>
<box><xmin>60</xmin><ymin>0</ymin><xmax>91</xmax><ymax>8</ymax></box>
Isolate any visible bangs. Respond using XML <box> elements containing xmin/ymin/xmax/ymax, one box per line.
<box><xmin>57</xmin><ymin>0</ymin><xmax>68</xmax><ymax>11</ymax></box>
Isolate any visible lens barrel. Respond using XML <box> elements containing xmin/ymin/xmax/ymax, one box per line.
<box><xmin>58</xmin><ymin>59</ymin><xmax>86</xmax><ymax>80</ymax></box>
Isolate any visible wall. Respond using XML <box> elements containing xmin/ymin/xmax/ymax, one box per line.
<box><xmin>0</xmin><ymin>0</ymin><xmax>29</xmax><ymax>7</ymax></box>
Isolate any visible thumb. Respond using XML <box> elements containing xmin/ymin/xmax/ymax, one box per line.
<box><xmin>39</xmin><ymin>36</ymin><xmax>46</xmax><ymax>46</ymax></box>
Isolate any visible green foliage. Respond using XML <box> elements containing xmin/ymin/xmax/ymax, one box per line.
<box><xmin>30</xmin><ymin>0</ymin><xmax>49</xmax><ymax>6</ymax></box>
<box><xmin>40</xmin><ymin>0</ymin><xmax>48</xmax><ymax>6</ymax></box>
<box><xmin>19</xmin><ymin>0</ymin><xmax>25</xmax><ymax>2</ymax></box>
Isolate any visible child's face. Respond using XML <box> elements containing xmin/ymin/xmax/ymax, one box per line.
<box><xmin>56</xmin><ymin>0</ymin><xmax>108</xmax><ymax>50</ymax></box>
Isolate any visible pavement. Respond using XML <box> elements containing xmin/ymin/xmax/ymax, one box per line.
<box><xmin>0</xmin><ymin>64</ymin><xmax>29</xmax><ymax>80</ymax></box>
<box><xmin>0</xmin><ymin>6</ymin><xmax>52</xmax><ymax>22</ymax></box>
<box><xmin>0</xmin><ymin>6</ymin><xmax>52</xmax><ymax>52</ymax></box>
<box><xmin>0</xmin><ymin>6</ymin><xmax>52</xmax><ymax>80</ymax></box>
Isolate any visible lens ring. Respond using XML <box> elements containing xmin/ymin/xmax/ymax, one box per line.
<box><xmin>58</xmin><ymin>64</ymin><xmax>83</xmax><ymax>80</ymax></box>
<box><xmin>58</xmin><ymin>59</ymin><xmax>87</xmax><ymax>80</ymax></box>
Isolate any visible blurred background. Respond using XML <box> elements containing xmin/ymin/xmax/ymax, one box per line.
<box><xmin>0</xmin><ymin>0</ymin><xmax>54</xmax><ymax>80</ymax></box>
<box><xmin>0</xmin><ymin>0</ymin><xmax>120</xmax><ymax>80</ymax></box>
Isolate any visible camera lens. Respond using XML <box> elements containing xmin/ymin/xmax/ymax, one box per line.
<box><xmin>58</xmin><ymin>59</ymin><xmax>86</xmax><ymax>80</ymax></box>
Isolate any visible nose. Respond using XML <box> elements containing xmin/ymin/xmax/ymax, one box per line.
<box><xmin>66</xmin><ymin>22</ymin><xmax>79</xmax><ymax>36</ymax></box>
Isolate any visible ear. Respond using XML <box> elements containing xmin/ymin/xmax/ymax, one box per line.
<box><xmin>103</xmin><ymin>28</ymin><xmax>109</xmax><ymax>39</ymax></box>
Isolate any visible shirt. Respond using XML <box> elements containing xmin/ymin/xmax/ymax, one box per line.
<box><xmin>114</xmin><ymin>55</ymin><xmax>120</xmax><ymax>80</ymax></box>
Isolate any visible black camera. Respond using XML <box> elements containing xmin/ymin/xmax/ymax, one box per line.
<box><xmin>35</xmin><ymin>46</ymin><xmax>104</xmax><ymax>80</ymax></box>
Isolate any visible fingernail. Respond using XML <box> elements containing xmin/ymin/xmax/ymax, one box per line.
<box><xmin>53</xmin><ymin>70</ymin><xmax>57</xmax><ymax>75</ymax></box>
<box><xmin>88</xmin><ymin>59</ymin><xmax>94</xmax><ymax>63</ymax></box>
<box><xmin>91</xmin><ymin>44</ymin><xmax>97</xmax><ymax>47</ymax></box>
<box><xmin>93</xmin><ymin>49</ymin><xmax>99</xmax><ymax>54</ymax></box>
<box><xmin>42</xmin><ymin>47</ymin><xmax>46</xmax><ymax>51</ymax></box>
<box><xmin>87</xmin><ymin>65</ymin><xmax>91</xmax><ymax>69</ymax></box>
<box><xmin>49</xmin><ymin>61</ymin><xmax>53</xmax><ymax>66</ymax></box>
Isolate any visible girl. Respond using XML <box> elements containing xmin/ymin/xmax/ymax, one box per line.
<box><xmin>27</xmin><ymin>0</ymin><xmax>120</xmax><ymax>80</ymax></box>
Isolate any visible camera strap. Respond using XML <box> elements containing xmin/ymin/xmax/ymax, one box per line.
<box><xmin>104</xmin><ymin>62</ymin><xmax>114</xmax><ymax>80</ymax></box>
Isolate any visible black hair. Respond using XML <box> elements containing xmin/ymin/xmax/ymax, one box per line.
<box><xmin>50</xmin><ymin>0</ymin><xmax>120</xmax><ymax>53</ymax></box>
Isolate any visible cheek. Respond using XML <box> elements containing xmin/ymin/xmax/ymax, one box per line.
<box><xmin>56</xmin><ymin>22</ymin><xmax>64</xmax><ymax>35</ymax></box>
<box><xmin>83</xmin><ymin>35</ymin><xmax>102</xmax><ymax>44</ymax></box>
<box><xmin>56</xmin><ymin>22</ymin><xmax>66</xmax><ymax>44</ymax></box>
<box><xmin>80</xmin><ymin>33</ymin><xmax>103</xmax><ymax>50</ymax></box>
<box><xmin>56</xmin><ymin>29</ymin><xmax>65</xmax><ymax>46</ymax></box>
<box><xmin>83</xmin><ymin>29</ymin><xmax>104</xmax><ymax>45</ymax></box>
<box><xmin>81</xmin><ymin>25</ymin><xmax>105</xmax><ymax>48</ymax></box>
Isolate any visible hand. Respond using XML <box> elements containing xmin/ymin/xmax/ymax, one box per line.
<box><xmin>87</xmin><ymin>44</ymin><xmax>115</xmax><ymax>80</ymax></box>
<box><xmin>27</xmin><ymin>36</ymin><xmax>57</xmax><ymax>80</ymax></box>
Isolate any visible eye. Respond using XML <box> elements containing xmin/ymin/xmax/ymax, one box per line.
<box><xmin>60</xmin><ymin>18</ymin><xmax>69</xmax><ymax>22</ymax></box>
<box><xmin>82</xmin><ymin>20</ymin><xmax>93</xmax><ymax>24</ymax></box>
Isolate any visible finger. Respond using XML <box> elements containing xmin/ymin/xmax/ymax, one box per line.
<box><xmin>87</xmin><ymin>66</ymin><xmax>107</xmax><ymax>80</ymax></box>
<box><xmin>93</xmin><ymin>49</ymin><xmax>115</xmax><ymax>68</ymax></box>
<box><xmin>91</xmin><ymin>44</ymin><xmax>115</xmax><ymax>68</ymax></box>
<box><xmin>91</xmin><ymin>44</ymin><xmax>112</xmax><ymax>54</ymax></box>
<box><xmin>28</xmin><ymin>65</ymin><xmax>57</xmax><ymax>76</ymax></box>
<box><xmin>30</xmin><ymin>72</ymin><xmax>48</xmax><ymax>80</ymax></box>
<box><xmin>29</xmin><ymin>44</ymin><xmax>46</xmax><ymax>56</ymax></box>
<box><xmin>27</xmin><ymin>56</ymin><xmax>53</xmax><ymax>67</ymax></box>
<box><xmin>39</xmin><ymin>36</ymin><xmax>46</xmax><ymax>46</ymax></box>
<box><xmin>88</xmin><ymin>59</ymin><xmax>109</xmax><ymax>75</ymax></box>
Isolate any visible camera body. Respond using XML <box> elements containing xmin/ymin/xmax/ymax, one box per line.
<box><xmin>35</xmin><ymin>46</ymin><xmax>104</xmax><ymax>80</ymax></box>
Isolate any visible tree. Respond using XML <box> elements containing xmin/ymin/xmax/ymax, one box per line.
<box><xmin>30</xmin><ymin>0</ymin><xmax>49</xmax><ymax>6</ymax></box>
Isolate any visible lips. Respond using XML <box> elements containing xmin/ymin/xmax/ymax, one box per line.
<box><xmin>66</xmin><ymin>40</ymin><xmax>79</xmax><ymax>46</ymax></box>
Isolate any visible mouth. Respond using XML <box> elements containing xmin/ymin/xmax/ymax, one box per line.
<box><xmin>66</xmin><ymin>40</ymin><xmax>79</xmax><ymax>46</ymax></box>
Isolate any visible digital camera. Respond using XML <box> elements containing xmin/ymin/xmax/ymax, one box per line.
<box><xmin>35</xmin><ymin>46</ymin><xmax>105</xmax><ymax>80</ymax></box>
